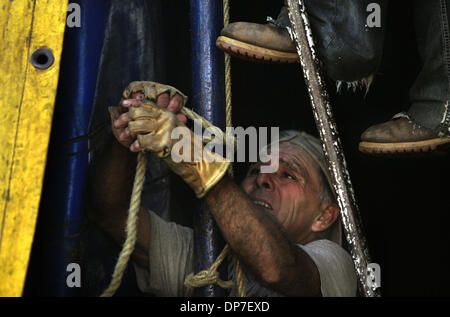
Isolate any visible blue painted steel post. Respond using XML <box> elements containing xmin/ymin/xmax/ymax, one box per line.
<box><xmin>36</xmin><ymin>0</ymin><xmax>112</xmax><ymax>296</ymax></box>
<box><xmin>190</xmin><ymin>0</ymin><xmax>228</xmax><ymax>297</ymax></box>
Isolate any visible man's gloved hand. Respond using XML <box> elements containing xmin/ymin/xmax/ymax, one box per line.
<box><xmin>109</xmin><ymin>81</ymin><xmax>189</xmax><ymax>149</ymax></box>
<box><xmin>109</xmin><ymin>81</ymin><xmax>230</xmax><ymax>198</ymax></box>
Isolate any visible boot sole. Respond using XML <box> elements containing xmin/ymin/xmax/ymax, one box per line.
<box><xmin>216</xmin><ymin>36</ymin><xmax>299</xmax><ymax>64</ymax></box>
<box><xmin>359</xmin><ymin>137</ymin><xmax>450</xmax><ymax>155</ymax></box>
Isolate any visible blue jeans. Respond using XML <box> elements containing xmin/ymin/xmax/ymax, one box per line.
<box><xmin>278</xmin><ymin>0</ymin><xmax>450</xmax><ymax>136</ymax></box>
<box><xmin>407</xmin><ymin>0</ymin><xmax>450</xmax><ymax>136</ymax></box>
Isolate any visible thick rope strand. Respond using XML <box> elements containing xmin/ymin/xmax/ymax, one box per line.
<box><xmin>232</xmin><ymin>252</ymin><xmax>246</xmax><ymax>297</ymax></box>
<box><xmin>184</xmin><ymin>244</ymin><xmax>234</xmax><ymax>289</ymax></box>
<box><xmin>181</xmin><ymin>107</ymin><xmax>236</xmax><ymax>148</ymax></box>
<box><xmin>224</xmin><ymin>7</ymin><xmax>233</xmax><ymax>130</ymax></box>
<box><xmin>222</xmin><ymin>0</ymin><xmax>246</xmax><ymax>297</ymax></box>
<box><xmin>100</xmin><ymin>152</ymin><xmax>147</xmax><ymax>297</ymax></box>
<box><xmin>233</xmin><ymin>257</ymin><xmax>246</xmax><ymax>297</ymax></box>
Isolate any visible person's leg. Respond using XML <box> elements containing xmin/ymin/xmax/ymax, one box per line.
<box><xmin>359</xmin><ymin>0</ymin><xmax>450</xmax><ymax>154</ymax></box>
<box><xmin>216</xmin><ymin>1</ymin><xmax>387</xmax><ymax>83</ymax></box>
<box><xmin>409</xmin><ymin>0</ymin><xmax>450</xmax><ymax>136</ymax></box>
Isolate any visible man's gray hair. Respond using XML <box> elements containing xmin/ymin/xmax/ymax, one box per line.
<box><xmin>278</xmin><ymin>130</ymin><xmax>336</xmax><ymax>203</ymax></box>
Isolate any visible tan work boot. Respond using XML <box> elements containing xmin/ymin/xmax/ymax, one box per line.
<box><xmin>216</xmin><ymin>21</ymin><xmax>298</xmax><ymax>64</ymax></box>
<box><xmin>359</xmin><ymin>114</ymin><xmax>450</xmax><ymax>155</ymax></box>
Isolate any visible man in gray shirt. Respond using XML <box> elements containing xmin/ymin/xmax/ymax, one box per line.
<box><xmin>88</xmin><ymin>81</ymin><xmax>356</xmax><ymax>297</ymax></box>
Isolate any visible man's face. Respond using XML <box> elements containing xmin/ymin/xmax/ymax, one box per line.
<box><xmin>241</xmin><ymin>142</ymin><xmax>324</xmax><ymax>244</ymax></box>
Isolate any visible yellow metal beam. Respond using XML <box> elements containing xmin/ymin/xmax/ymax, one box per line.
<box><xmin>0</xmin><ymin>0</ymin><xmax>68</xmax><ymax>296</ymax></box>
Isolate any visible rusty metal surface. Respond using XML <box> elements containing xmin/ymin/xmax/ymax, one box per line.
<box><xmin>285</xmin><ymin>0</ymin><xmax>379</xmax><ymax>297</ymax></box>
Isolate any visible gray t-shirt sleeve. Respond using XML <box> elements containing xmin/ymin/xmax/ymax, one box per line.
<box><xmin>299</xmin><ymin>239</ymin><xmax>357</xmax><ymax>297</ymax></box>
<box><xmin>133</xmin><ymin>210</ymin><xmax>194</xmax><ymax>297</ymax></box>
<box><xmin>232</xmin><ymin>240</ymin><xmax>357</xmax><ymax>297</ymax></box>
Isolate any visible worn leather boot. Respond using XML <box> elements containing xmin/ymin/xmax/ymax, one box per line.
<box><xmin>216</xmin><ymin>20</ymin><xmax>298</xmax><ymax>63</ymax></box>
<box><xmin>217</xmin><ymin>2</ymin><xmax>386</xmax><ymax>82</ymax></box>
<box><xmin>360</xmin><ymin>0</ymin><xmax>450</xmax><ymax>155</ymax></box>
<box><xmin>359</xmin><ymin>114</ymin><xmax>450</xmax><ymax>154</ymax></box>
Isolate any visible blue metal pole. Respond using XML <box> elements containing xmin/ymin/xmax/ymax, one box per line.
<box><xmin>190</xmin><ymin>0</ymin><xmax>228</xmax><ymax>297</ymax></box>
<box><xmin>38</xmin><ymin>0</ymin><xmax>112</xmax><ymax>296</ymax></box>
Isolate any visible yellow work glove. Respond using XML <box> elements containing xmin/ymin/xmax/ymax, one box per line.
<box><xmin>109</xmin><ymin>81</ymin><xmax>230</xmax><ymax>198</ymax></box>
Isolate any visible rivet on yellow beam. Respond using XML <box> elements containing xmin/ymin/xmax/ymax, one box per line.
<box><xmin>0</xmin><ymin>0</ymin><xmax>68</xmax><ymax>297</ymax></box>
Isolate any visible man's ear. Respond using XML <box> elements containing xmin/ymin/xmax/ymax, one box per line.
<box><xmin>311</xmin><ymin>203</ymin><xmax>339</xmax><ymax>233</ymax></box>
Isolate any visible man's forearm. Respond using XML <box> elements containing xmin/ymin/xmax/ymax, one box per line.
<box><xmin>87</xmin><ymin>134</ymin><xmax>137</xmax><ymax>222</ymax></box>
<box><xmin>205</xmin><ymin>176</ymin><xmax>321</xmax><ymax>296</ymax></box>
<box><xmin>205</xmin><ymin>176</ymin><xmax>296</xmax><ymax>280</ymax></box>
<box><xmin>87</xmin><ymin>133</ymin><xmax>152</xmax><ymax>267</ymax></box>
